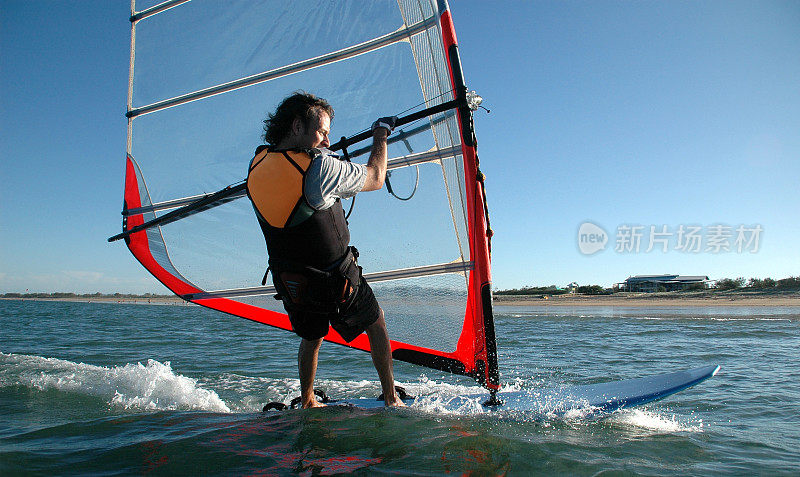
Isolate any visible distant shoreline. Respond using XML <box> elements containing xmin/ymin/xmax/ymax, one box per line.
<box><xmin>0</xmin><ymin>296</ymin><xmax>191</xmax><ymax>306</ymax></box>
<box><xmin>4</xmin><ymin>290</ymin><xmax>800</xmax><ymax>307</ymax></box>
<box><xmin>494</xmin><ymin>290</ymin><xmax>800</xmax><ymax>307</ymax></box>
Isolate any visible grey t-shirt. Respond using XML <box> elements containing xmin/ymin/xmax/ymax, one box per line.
<box><xmin>304</xmin><ymin>148</ymin><xmax>367</xmax><ymax>210</ymax></box>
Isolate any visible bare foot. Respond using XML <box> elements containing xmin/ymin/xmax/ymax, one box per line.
<box><xmin>385</xmin><ymin>396</ymin><xmax>406</xmax><ymax>407</ymax></box>
<box><xmin>303</xmin><ymin>399</ymin><xmax>327</xmax><ymax>409</ymax></box>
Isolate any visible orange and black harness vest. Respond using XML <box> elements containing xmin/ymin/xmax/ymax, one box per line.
<box><xmin>246</xmin><ymin>146</ymin><xmax>358</xmax><ymax>313</ymax></box>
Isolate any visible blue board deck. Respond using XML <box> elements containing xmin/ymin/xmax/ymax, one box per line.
<box><xmin>327</xmin><ymin>365</ymin><xmax>720</xmax><ymax>417</ymax></box>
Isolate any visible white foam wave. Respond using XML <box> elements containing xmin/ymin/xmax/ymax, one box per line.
<box><xmin>0</xmin><ymin>352</ymin><xmax>230</xmax><ymax>413</ymax></box>
<box><xmin>0</xmin><ymin>352</ymin><xmax>708</xmax><ymax>425</ymax></box>
<box><xmin>610</xmin><ymin>408</ymin><xmax>703</xmax><ymax>432</ymax></box>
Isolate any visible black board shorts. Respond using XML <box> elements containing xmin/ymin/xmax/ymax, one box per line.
<box><xmin>285</xmin><ymin>275</ymin><xmax>381</xmax><ymax>342</ymax></box>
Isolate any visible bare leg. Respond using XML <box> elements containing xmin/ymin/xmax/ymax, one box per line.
<box><xmin>298</xmin><ymin>338</ymin><xmax>326</xmax><ymax>408</ymax></box>
<box><xmin>365</xmin><ymin>309</ymin><xmax>405</xmax><ymax>407</ymax></box>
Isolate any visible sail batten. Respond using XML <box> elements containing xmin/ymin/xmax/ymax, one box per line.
<box><xmin>123</xmin><ymin>191</ymin><xmax>239</xmax><ymax>216</ymax></box>
<box><xmin>184</xmin><ymin>260</ymin><xmax>473</xmax><ymax>300</ymax></box>
<box><xmin>130</xmin><ymin>0</ymin><xmax>189</xmax><ymax>22</ymax></box>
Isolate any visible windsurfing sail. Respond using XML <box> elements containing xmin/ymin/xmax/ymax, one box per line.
<box><xmin>114</xmin><ymin>0</ymin><xmax>498</xmax><ymax>392</ymax></box>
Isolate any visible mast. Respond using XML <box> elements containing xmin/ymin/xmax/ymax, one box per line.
<box><xmin>436</xmin><ymin>1</ymin><xmax>500</xmax><ymax>395</ymax></box>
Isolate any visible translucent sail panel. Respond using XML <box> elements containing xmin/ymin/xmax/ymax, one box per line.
<box><xmin>129</xmin><ymin>42</ymin><xmax>426</xmax><ymax>203</ymax></box>
<box><xmin>230</xmin><ymin>273</ymin><xmax>467</xmax><ymax>353</ymax></box>
<box><xmin>151</xmin><ymin>154</ymin><xmax>467</xmax><ymax>293</ymax></box>
<box><xmin>125</xmin><ymin>156</ymin><xmax>196</xmax><ymax>287</ymax></box>
<box><xmin>371</xmin><ymin>274</ymin><xmax>468</xmax><ymax>351</ymax></box>
<box><xmin>131</xmin><ymin>0</ymin><xmax>410</xmax><ymax>108</ymax></box>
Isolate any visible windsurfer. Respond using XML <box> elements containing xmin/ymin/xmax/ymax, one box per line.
<box><xmin>247</xmin><ymin>92</ymin><xmax>404</xmax><ymax>408</ymax></box>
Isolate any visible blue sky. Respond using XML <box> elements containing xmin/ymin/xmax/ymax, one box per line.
<box><xmin>1</xmin><ymin>0</ymin><xmax>798</xmax><ymax>294</ymax></box>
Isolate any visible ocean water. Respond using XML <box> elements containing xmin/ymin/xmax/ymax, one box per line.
<box><xmin>1</xmin><ymin>299</ymin><xmax>799</xmax><ymax>475</ymax></box>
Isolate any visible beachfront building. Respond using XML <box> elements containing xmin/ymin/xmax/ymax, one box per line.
<box><xmin>565</xmin><ymin>282</ymin><xmax>579</xmax><ymax>294</ymax></box>
<box><xmin>618</xmin><ymin>275</ymin><xmax>709</xmax><ymax>292</ymax></box>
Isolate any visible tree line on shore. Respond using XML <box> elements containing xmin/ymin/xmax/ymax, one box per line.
<box><xmin>494</xmin><ymin>285</ymin><xmax>608</xmax><ymax>296</ymax></box>
<box><xmin>495</xmin><ymin>275</ymin><xmax>800</xmax><ymax>296</ymax></box>
<box><xmin>715</xmin><ymin>276</ymin><xmax>800</xmax><ymax>290</ymax></box>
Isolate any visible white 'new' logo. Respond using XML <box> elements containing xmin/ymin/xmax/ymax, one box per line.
<box><xmin>578</xmin><ymin>222</ymin><xmax>608</xmax><ymax>255</ymax></box>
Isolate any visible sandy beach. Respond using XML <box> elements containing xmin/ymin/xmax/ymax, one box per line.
<box><xmin>5</xmin><ymin>290</ymin><xmax>800</xmax><ymax>307</ymax></box>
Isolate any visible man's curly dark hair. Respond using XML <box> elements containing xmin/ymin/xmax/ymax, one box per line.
<box><xmin>263</xmin><ymin>91</ymin><xmax>334</xmax><ymax>146</ymax></box>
